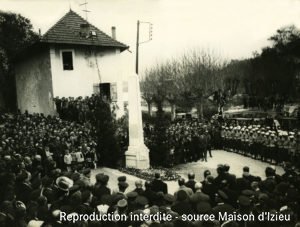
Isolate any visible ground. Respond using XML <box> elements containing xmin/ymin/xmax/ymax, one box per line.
<box><xmin>91</xmin><ymin>150</ymin><xmax>284</xmax><ymax>195</ymax></box>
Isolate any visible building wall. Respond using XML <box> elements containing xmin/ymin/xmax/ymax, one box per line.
<box><xmin>15</xmin><ymin>48</ymin><xmax>56</xmax><ymax>115</ymax></box>
<box><xmin>50</xmin><ymin>45</ymin><xmax>128</xmax><ymax>117</ymax></box>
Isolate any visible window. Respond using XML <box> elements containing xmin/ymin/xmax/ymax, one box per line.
<box><xmin>62</xmin><ymin>51</ymin><xmax>73</xmax><ymax>70</ymax></box>
<box><xmin>100</xmin><ymin>83</ymin><xmax>111</xmax><ymax>101</ymax></box>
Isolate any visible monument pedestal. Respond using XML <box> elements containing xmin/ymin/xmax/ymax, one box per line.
<box><xmin>125</xmin><ymin>73</ymin><xmax>150</xmax><ymax>169</ymax></box>
<box><xmin>125</xmin><ymin>144</ymin><xmax>150</xmax><ymax>169</ymax></box>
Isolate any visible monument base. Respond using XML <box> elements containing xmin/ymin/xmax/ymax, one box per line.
<box><xmin>125</xmin><ymin>144</ymin><xmax>150</xmax><ymax>169</ymax></box>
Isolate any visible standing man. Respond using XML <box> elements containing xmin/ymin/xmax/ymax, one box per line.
<box><xmin>205</xmin><ymin>130</ymin><xmax>213</xmax><ymax>158</ymax></box>
<box><xmin>185</xmin><ymin>172</ymin><xmax>197</xmax><ymax>192</ymax></box>
<box><xmin>151</xmin><ymin>173</ymin><xmax>168</xmax><ymax>194</ymax></box>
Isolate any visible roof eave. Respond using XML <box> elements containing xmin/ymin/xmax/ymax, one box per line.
<box><xmin>40</xmin><ymin>40</ymin><xmax>128</xmax><ymax>52</ymax></box>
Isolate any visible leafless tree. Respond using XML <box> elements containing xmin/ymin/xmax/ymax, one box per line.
<box><xmin>141</xmin><ymin>49</ymin><xmax>226</xmax><ymax>119</ymax></box>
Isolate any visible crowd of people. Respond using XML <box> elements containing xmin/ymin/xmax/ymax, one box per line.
<box><xmin>143</xmin><ymin>118</ymin><xmax>222</xmax><ymax>167</ymax></box>
<box><xmin>147</xmin><ymin>116</ymin><xmax>300</xmax><ymax>169</ymax></box>
<box><xmin>1</xmin><ymin>94</ymin><xmax>300</xmax><ymax>226</ymax></box>
<box><xmin>54</xmin><ymin>95</ymin><xmax>118</xmax><ymax>124</ymax></box>
<box><xmin>165</xmin><ymin>120</ymin><xmax>216</xmax><ymax>164</ymax></box>
<box><xmin>0</xmin><ymin>145</ymin><xmax>299</xmax><ymax>227</ymax></box>
<box><xmin>0</xmin><ymin>112</ymin><xmax>98</xmax><ymax>173</ymax></box>
<box><xmin>221</xmin><ymin>123</ymin><xmax>300</xmax><ymax>168</ymax></box>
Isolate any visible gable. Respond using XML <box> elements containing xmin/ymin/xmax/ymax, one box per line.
<box><xmin>40</xmin><ymin>10</ymin><xmax>128</xmax><ymax>51</ymax></box>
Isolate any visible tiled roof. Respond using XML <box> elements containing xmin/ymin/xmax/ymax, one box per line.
<box><xmin>40</xmin><ymin>10</ymin><xmax>128</xmax><ymax>51</ymax></box>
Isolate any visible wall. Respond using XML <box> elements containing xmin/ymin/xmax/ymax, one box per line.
<box><xmin>15</xmin><ymin>48</ymin><xmax>56</xmax><ymax>115</ymax></box>
<box><xmin>50</xmin><ymin>45</ymin><xmax>129</xmax><ymax>117</ymax></box>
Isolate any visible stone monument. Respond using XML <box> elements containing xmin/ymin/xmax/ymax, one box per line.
<box><xmin>125</xmin><ymin>73</ymin><xmax>150</xmax><ymax>169</ymax></box>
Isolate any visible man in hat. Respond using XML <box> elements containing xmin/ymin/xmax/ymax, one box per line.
<box><xmin>116</xmin><ymin>199</ymin><xmax>128</xmax><ymax>219</ymax></box>
<box><xmin>77</xmin><ymin>189</ymin><xmax>94</xmax><ymax>215</ymax></box>
<box><xmin>163</xmin><ymin>193</ymin><xmax>175</xmax><ymax>209</ymax></box>
<box><xmin>171</xmin><ymin>190</ymin><xmax>193</xmax><ymax>215</ymax></box>
<box><xmin>142</xmin><ymin>181</ymin><xmax>157</xmax><ymax>206</ymax></box>
<box><xmin>213</xmin><ymin>164</ymin><xmax>227</xmax><ymax>189</ymax></box>
<box><xmin>126</xmin><ymin>191</ymin><xmax>138</xmax><ymax>212</ymax></box>
<box><xmin>51</xmin><ymin>176</ymin><xmax>74</xmax><ymax>211</ymax></box>
<box><xmin>259</xmin><ymin>167</ymin><xmax>277</xmax><ymax>194</ymax></box>
<box><xmin>114</xmin><ymin>181</ymin><xmax>129</xmax><ymax>201</ymax></box>
<box><xmin>15</xmin><ymin>170</ymin><xmax>33</xmax><ymax>205</ymax></box>
<box><xmin>151</xmin><ymin>173</ymin><xmax>168</xmax><ymax>194</ymax></box>
<box><xmin>212</xmin><ymin>190</ymin><xmax>235</xmax><ymax>221</ymax></box>
<box><xmin>135</xmin><ymin>195</ymin><xmax>149</xmax><ymax>210</ymax></box>
<box><xmin>112</xmin><ymin>176</ymin><xmax>128</xmax><ymax>195</ymax></box>
<box><xmin>93</xmin><ymin>174</ymin><xmax>111</xmax><ymax>201</ymax></box>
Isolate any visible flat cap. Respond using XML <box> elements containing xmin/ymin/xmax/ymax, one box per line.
<box><xmin>177</xmin><ymin>190</ymin><xmax>188</xmax><ymax>202</ymax></box>
<box><xmin>82</xmin><ymin>168</ymin><xmax>91</xmax><ymax>175</ymax></box>
<box><xmin>55</xmin><ymin>176</ymin><xmax>73</xmax><ymax>192</ymax></box>
<box><xmin>242</xmin><ymin>190</ymin><xmax>255</xmax><ymax>197</ymax></box>
<box><xmin>217</xmin><ymin>190</ymin><xmax>228</xmax><ymax>201</ymax></box>
<box><xmin>196</xmin><ymin>202</ymin><xmax>212</xmax><ymax>213</ymax></box>
<box><xmin>118</xmin><ymin>176</ymin><xmax>127</xmax><ymax>182</ymax></box>
<box><xmin>97</xmin><ymin>174</ymin><xmax>109</xmax><ymax>184</ymax></box>
<box><xmin>126</xmin><ymin>191</ymin><xmax>138</xmax><ymax>199</ymax></box>
<box><xmin>135</xmin><ymin>196</ymin><xmax>149</xmax><ymax>206</ymax></box>
<box><xmin>117</xmin><ymin>199</ymin><xmax>128</xmax><ymax>208</ymax></box>
<box><xmin>164</xmin><ymin>194</ymin><xmax>175</xmax><ymax>203</ymax></box>
<box><xmin>238</xmin><ymin>195</ymin><xmax>251</xmax><ymax>207</ymax></box>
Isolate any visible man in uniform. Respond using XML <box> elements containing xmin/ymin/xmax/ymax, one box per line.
<box><xmin>275</xmin><ymin>132</ymin><xmax>284</xmax><ymax>165</ymax></box>
<box><xmin>205</xmin><ymin>130</ymin><xmax>213</xmax><ymax>158</ymax></box>
<box><xmin>240</xmin><ymin>128</ymin><xmax>246</xmax><ymax>155</ymax></box>
<box><xmin>262</xmin><ymin>132</ymin><xmax>269</xmax><ymax>162</ymax></box>
<box><xmin>289</xmin><ymin>134</ymin><xmax>296</xmax><ymax>165</ymax></box>
<box><xmin>296</xmin><ymin>132</ymin><xmax>300</xmax><ymax>168</ymax></box>
<box><xmin>283</xmin><ymin>133</ymin><xmax>290</xmax><ymax>163</ymax></box>
<box><xmin>220</xmin><ymin>126</ymin><xmax>226</xmax><ymax>150</ymax></box>
<box><xmin>251</xmin><ymin>128</ymin><xmax>258</xmax><ymax>159</ymax></box>
<box><xmin>269</xmin><ymin>132</ymin><xmax>276</xmax><ymax>164</ymax></box>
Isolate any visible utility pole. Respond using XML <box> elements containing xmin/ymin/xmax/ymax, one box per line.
<box><xmin>135</xmin><ymin>20</ymin><xmax>153</xmax><ymax>75</ymax></box>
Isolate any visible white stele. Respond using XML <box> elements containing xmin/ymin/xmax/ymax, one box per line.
<box><xmin>125</xmin><ymin>73</ymin><xmax>150</xmax><ymax>169</ymax></box>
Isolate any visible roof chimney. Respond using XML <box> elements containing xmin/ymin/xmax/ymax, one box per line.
<box><xmin>111</xmin><ymin>26</ymin><xmax>116</xmax><ymax>39</ymax></box>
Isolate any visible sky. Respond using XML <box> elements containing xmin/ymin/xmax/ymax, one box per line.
<box><xmin>1</xmin><ymin>0</ymin><xmax>300</xmax><ymax>74</ymax></box>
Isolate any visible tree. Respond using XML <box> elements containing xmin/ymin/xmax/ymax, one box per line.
<box><xmin>0</xmin><ymin>11</ymin><xmax>39</xmax><ymax>110</ymax></box>
<box><xmin>142</xmin><ymin>61</ymin><xmax>181</xmax><ymax>118</ymax></box>
<box><xmin>246</xmin><ymin>25</ymin><xmax>300</xmax><ymax>109</ymax></box>
<box><xmin>141</xmin><ymin>49</ymin><xmax>226</xmax><ymax>119</ymax></box>
<box><xmin>159</xmin><ymin>60</ymin><xmax>182</xmax><ymax>120</ymax></box>
<box><xmin>180</xmin><ymin>49</ymin><xmax>225</xmax><ymax>118</ymax></box>
<box><xmin>94</xmin><ymin>99</ymin><xmax>121</xmax><ymax>167</ymax></box>
<box><xmin>140</xmin><ymin>73</ymin><xmax>155</xmax><ymax>116</ymax></box>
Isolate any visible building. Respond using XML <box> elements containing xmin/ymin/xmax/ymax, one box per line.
<box><xmin>15</xmin><ymin>10</ymin><xmax>129</xmax><ymax>117</ymax></box>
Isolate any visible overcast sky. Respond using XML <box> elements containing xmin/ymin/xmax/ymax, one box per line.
<box><xmin>1</xmin><ymin>0</ymin><xmax>300</xmax><ymax>74</ymax></box>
